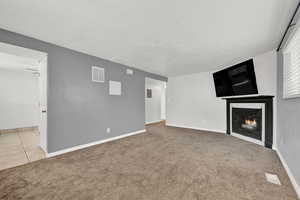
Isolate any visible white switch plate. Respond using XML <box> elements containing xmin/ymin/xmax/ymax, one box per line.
<box><xmin>106</xmin><ymin>128</ymin><xmax>111</xmax><ymax>133</ymax></box>
<box><xmin>265</xmin><ymin>173</ymin><xmax>281</xmax><ymax>185</ymax></box>
<box><xmin>126</xmin><ymin>69</ymin><xmax>134</xmax><ymax>75</ymax></box>
<box><xmin>109</xmin><ymin>81</ymin><xmax>122</xmax><ymax>96</ymax></box>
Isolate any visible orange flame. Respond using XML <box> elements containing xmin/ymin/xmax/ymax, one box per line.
<box><xmin>245</xmin><ymin>119</ymin><xmax>257</xmax><ymax>126</ymax></box>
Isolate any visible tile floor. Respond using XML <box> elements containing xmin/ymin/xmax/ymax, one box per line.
<box><xmin>0</xmin><ymin>129</ymin><xmax>45</xmax><ymax>171</ymax></box>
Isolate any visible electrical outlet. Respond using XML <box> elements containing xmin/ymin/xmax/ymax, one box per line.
<box><xmin>106</xmin><ymin>128</ymin><xmax>111</xmax><ymax>133</ymax></box>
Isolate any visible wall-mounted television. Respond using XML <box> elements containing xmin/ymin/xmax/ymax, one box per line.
<box><xmin>213</xmin><ymin>59</ymin><xmax>258</xmax><ymax>97</ymax></box>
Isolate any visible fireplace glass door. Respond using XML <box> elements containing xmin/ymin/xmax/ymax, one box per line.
<box><xmin>231</xmin><ymin>108</ymin><xmax>262</xmax><ymax>140</ymax></box>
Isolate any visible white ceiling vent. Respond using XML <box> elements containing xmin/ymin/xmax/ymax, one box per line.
<box><xmin>92</xmin><ymin>66</ymin><xmax>105</xmax><ymax>83</ymax></box>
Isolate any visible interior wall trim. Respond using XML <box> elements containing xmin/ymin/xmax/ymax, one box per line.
<box><xmin>145</xmin><ymin>120</ymin><xmax>165</xmax><ymax>125</ymax></box>
<box><xmin>46</xmin><ymin>129</ymin><xmax>146</xmax><ymax>158</ymax></box>
<box><xmin>276</xmin><ymin>149</ymin><xmax>300</xmax><ymax>198</ymax></box>
<box><xmin>166</xmin><ymin>124</ymin><xmax>226</xmax><ymax>134</ymax></box>
<box><xmin>0</xmin><ymin>126</ymin><xmax>38</xmax><ymax>134</ymax></box>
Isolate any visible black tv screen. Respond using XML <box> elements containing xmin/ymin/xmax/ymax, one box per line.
<box><xmin>213</xmin><ymin>59</ymin><xmax>258</xmax><ymax>97</ymax></box>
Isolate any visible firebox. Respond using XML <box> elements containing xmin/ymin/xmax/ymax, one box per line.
<box><xmin>230</xmin><ymin>104</ymin><xmax>265</xmax><ymax>145</ymax></box>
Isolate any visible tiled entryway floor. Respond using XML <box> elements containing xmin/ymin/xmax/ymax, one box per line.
<box><xmin>0</xmin><ymin>130</ymin><xmax>45</xmax><ymax>171</ymax></box>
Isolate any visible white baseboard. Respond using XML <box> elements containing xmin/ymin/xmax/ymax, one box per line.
<box><xmin>46</xmin><ymin>129</ymin><xmax>146</xmax><ymax>158</ymax></box>
<box><xmin>276</xmin><ymin>149</ymin><xmax>300</xmax><ymax>199</ymax></box>
<box><xmin>146</xmin><ymin>120</ymin><xmax>164</xmax><ymax>125</ymax></box>
<box><xmin>166</xmin><ymin>123</ymin><xmax>226</xmax><ymax>134</ymax></box>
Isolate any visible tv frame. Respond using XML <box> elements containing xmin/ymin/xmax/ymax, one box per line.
<box><xmin>213</xmin><ymin>59</ymin><xmax>258</xmax><ymax>98</ymax></box>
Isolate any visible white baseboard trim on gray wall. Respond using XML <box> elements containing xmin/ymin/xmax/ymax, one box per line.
<box><xmin>146</xmin><ymin>120</ymin><xmax>164</xmax><ymax>125</ymax></box>
<box><xmin>166</xmin><ymin>123</ymin><xmax>226</xmax><ymax>134</ymax></box>
<box><xmin>46</xmin><ymin>129</ymin><xmax>146</xmax><ymax>158</ymax></box>
<box><xmin>276</xmin><ymin>149</ymin><xmax>300</xmax><ymax>199</ymax></box>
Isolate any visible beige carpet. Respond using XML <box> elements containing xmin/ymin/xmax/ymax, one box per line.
<box><xmin>0</xmin><ymin>123</ymin><xmax>297</xmax><ymax>200</ymax></box>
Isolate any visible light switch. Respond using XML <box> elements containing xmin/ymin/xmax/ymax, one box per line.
<box><xmin>126</xmin><ymin>69</ymin><xmax>134</xmax><ymax>75</ymax></box>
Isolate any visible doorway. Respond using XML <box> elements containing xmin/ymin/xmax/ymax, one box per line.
<box><xmin>145</xmin><ymin>78</ymin><xmax>167</xmax><ymax>125</ymax></box>
<box><xmin>0</xmin><ymin>42</ymin><xmax>47</xmax><ymax>170</ymax></box>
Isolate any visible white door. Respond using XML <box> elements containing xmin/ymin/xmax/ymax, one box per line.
<box><xmin>38</xmin><ymin>56</ymin><xmax>47</xmax><ymax>152</ymax></box>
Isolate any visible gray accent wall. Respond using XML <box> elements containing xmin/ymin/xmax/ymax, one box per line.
<box><xmin>0</xmin><ymin>28</ymin><xmax>167</xmax><ymax>153</ymax></box>
<box><xmin>277</xmin><ymin>11</ymin><xmax>300</xmax><ymax>191</ymax></box>
<box><xmin>277</xmin><ymin>52</ymin><xmax>300</xmax><ymax>188</ymax></box>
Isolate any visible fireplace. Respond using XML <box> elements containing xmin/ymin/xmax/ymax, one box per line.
<box><xmin>230</xmin><ymin>103</ymin><xmax>265</xmax><ymax>145</ymax></box>
<box><xmin>224</xmin><ymin>96</ymin><xmax>273</xmax><ymax>148</ymax></box>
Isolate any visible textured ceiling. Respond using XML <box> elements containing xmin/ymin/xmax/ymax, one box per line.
<box><xmin>0</xmin><ymin>0</ymin><xmax>298</xmax><ymax>76</ymax></box>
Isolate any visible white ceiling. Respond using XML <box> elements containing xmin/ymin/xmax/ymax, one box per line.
<box><xmin>0</xmin><ymin>0</ymin><xmax>298</xmax><ymax>76</ymax></box>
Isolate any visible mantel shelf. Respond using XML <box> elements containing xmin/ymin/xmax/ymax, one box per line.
<box><xmin>222</xmin><ymin>95</ymin><xmax>274</xmax><ymax>100</ymax></box>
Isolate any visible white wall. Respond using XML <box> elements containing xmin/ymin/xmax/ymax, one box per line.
<box><xmin>167</xmin><ymin>72</ymin><xmax>226</xmax><ymax>132</ymax></box>
<box><xmin>166</xmin><ymin>50</ymin><xmax>277</xmax><ymax>137</ymax></box>
<box><xmin>145</xmin><ymin>78</ymin><xmax>166</xmax><ymax>124</ymax></box>
<box><xmin>0</xmin><ymin>68</ymin><xmax>39</xmax><ymax>130</ymax></box>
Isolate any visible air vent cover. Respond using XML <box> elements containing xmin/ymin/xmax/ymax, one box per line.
<box><xmin>92</xmin><ymin>66</ymin><xmax>105</xmax><ymax>83</ymax></box>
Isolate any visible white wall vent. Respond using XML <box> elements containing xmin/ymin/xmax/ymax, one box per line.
<box><xmin>109</xmin><ymin>81</ymin><xmax>122</xmax><ymax>95</ymax></box>
<box><xmin>92</xmin><ymin>66</ymin><xmax>105</xmax><ymax>83</ymax></box>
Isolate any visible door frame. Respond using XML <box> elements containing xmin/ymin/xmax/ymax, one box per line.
<box><xmin>38</xmin><ymin>55</ymin><xmax>48</xmax><ymax>153</ymax></box>
<box><xmin>0</xmin><ymin>41</ymin><xmax>48</xmax><ymax>153</ymax></box>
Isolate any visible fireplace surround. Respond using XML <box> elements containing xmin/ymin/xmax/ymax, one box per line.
<box><xmin>224</xmin><ymin>95</ymin><xmax>274</xmax><ymax>148</ymax></box>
